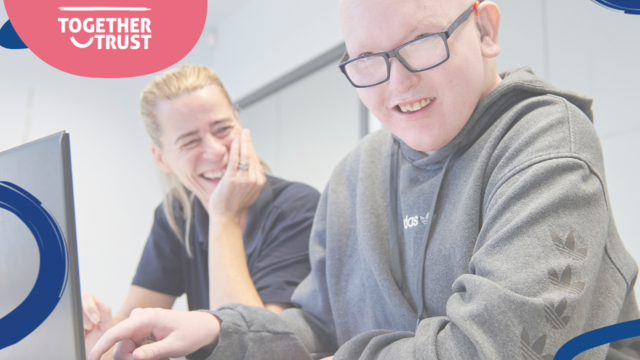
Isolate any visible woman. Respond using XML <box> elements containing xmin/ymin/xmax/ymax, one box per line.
<box><xmin>82</xmin><ymin>64</ymin><xmax>320</xmax><ymax>360</ymax></box>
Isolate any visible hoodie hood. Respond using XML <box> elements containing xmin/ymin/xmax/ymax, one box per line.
<box><xmin>397</xmin><ymin>66</ymin><xmax>594</xmax><ymax>170</ymax></box>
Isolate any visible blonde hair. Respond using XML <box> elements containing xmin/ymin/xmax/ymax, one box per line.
<box><xmin>140</xmin><ymin>64</ymin><xmax>234</xmax><ymax>257</ymax></box>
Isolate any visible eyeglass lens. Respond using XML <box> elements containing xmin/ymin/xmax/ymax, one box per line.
<box><xmin>344</xmin><ymin>34</ymin><xmax>448</xmax><ymax>87</ymax></box>
<box><xmin>344</xmin><ymin>55</ymin><xmax>388</xmax><ymax>88</ymax></box>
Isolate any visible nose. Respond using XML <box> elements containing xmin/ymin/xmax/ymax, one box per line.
<box><xmin>201</xmin><ymin>133</ymin><xmax>227</xmax><ymax>161</ymax></box>
<box><xmin>387</xmin><ymin>58</ymin><xmax>420</xmax><ymax>95</ymax></box>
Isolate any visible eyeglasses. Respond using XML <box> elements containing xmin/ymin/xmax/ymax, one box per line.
<box><xmin>338</xmin><ymin>1</ymin><xmax>482</xmax><ymax>88</ymax></box>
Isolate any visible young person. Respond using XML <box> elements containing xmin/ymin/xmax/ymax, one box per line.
<box><xmin>88</xmin><ymin>1</ymin><xmax>640</xmax><ymax>359</ymax></box>
<box><xmin>82</xmin><ymin>65</ymin><xmax>320</xmax><ymax>360</ymax></box>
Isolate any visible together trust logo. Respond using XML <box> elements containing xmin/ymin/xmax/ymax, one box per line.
<box><xmin>2</xmin><ymin>0</ymin><xmax>207</xmax><ymax>77</ymax></box>
<box><xmin>58</xmin><ymin>12</ymin><xmax>153</xmax><ymax>50</ymax></box>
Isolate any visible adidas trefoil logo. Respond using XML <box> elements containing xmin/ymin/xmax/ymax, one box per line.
<box><xmin>403</xmin><ymin>212</ymin><xmax>430</xmax><ymax>229</ymax></box>
<box><xmin>548</xmin><ymin>265</ymin><xmax>585</xmax><ymax>295</ymax></box>
<box><xmin>419</xmin><ymin>212</ymin><xmax>430</xmax><ymax>225</ymax></box>
<box><xmin>550</xmin><ymin>231</ymin><xmax>587</xmax><ymax>261</ymax></box>
<box><xmin>543</xmin><ymin>297</ymin><xmax>571</xmax><ymax>329</ymax></box>
<box><xmin>521</xmin><ymin>328</ymin><xmax>554</xmax><ymax>360</ymax></box>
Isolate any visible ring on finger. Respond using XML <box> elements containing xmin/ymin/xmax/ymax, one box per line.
<box><xmin>238</xmin><ymin>162</ymin><xmax>250</xmax><ymax>171</ymax></box>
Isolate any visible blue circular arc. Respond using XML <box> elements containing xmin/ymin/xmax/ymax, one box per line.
<box><xmin>554</xmin><ymin>319</ymin><xmax>640</xmax><ymax>359</ymax></box>
<box><xmin>0</xmin><ymin>181</ymin><xmax>69</xmax><ymax>350</ymax></box>
<box><xmin>591</xmin><ymin>0</ymin><xmax>640</xmax><ymax>14</ymax></box>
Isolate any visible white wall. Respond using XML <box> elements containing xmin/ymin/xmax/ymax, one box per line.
<box><xmin>211</xmin><ymin>0</ymin><xmax>344</xmax><ymax>101</ymax></box>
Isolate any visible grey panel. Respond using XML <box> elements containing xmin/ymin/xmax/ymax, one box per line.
<box><xmin>277</xmin><ymin>62</ymin><xmax>360</xmax><ymax>191</ymax></box>
<box><xmin>235</xmin><ymin>43</ymin><xmax>347</xmax><ymax>109</ymax></box>
<box><xmin>0</xmin><ymin>132</ymin><xmax>84</xmax><ymax>360</ymax></box>
<box><xmin>240</xmin><ymin>61</ymin><xmax>360</xmax><ymax>192</ymax></box>
<box><xmin>238</xmin><ymin>92</ymin><xmax>281</xmax><ymax>175</ymax></box>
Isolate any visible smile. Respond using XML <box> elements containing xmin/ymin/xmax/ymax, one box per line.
<box><xmin>201</xmin><ymin>169</ymin><xmax>225</xmax><ymax>180</ymax></box>
<box><xmin>397</xmin><ymin>97</ymin><xmax>435</xmax><ymax>113</ymax></box>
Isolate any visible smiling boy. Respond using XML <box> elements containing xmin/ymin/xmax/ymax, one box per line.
<box><xmin>89</xmin><ymin>1</ymin><xmax>640</xmax><ymax>359</ymax></box>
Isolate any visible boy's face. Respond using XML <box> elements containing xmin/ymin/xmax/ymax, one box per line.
<box><xmin>341</xmin><ymin>0</ymin><xmax>493</xmax><ymax>153</ymax></box>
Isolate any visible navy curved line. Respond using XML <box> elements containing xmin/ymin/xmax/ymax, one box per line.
<box><xmin>0</xmin><ymin>181</ymin><xmax>68</xmax><ymax>350</ymax></box>
<box><xmin>554</xmin><ymin>319</ymin><xmax>640</xmax><ymax>359</ymax></box>
<box><xmin>0</xmin><ymin>20</ymin><xmax>28</xmax><ymax>49</ymax></box>
<box><xmin>591</xmin><ymin>0</ymin><xmax>640</xmax><ymax>14</ymax></box>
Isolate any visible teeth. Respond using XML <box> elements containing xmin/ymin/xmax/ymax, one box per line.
<box><xmin>398</xmin><ymin>97</ymin><xmax>434</xmax><ymax>113</ymax></box>
<box><xmin>202</xmin><ymin>170</ymin><xmax>225</xmax><ymax>180</ymax></box>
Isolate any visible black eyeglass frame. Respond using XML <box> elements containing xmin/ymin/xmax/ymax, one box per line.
<box><xmin>338</xmin><ymin>1</ymin><xmax>482</xmax><ymax>88</ymax></box>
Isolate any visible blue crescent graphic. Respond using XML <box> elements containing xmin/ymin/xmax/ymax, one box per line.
<box><xmin>0</xmin><ymin>20</ymin><xmax>28</xmax><ymax>49</ymax></box>
<box><xmin>591</xmin><ymin>0</ymin><xmax>640</xmax><ymax>14</ymax></box>
<box><xmin>554</xmin><ymin>318</ymin><xmax>640</xmax><ymax>359</ymax></box>
<box><xmin>0</xmin><ymin>181</ymin><xmax>69</xmax><ymax>350</ymax></box>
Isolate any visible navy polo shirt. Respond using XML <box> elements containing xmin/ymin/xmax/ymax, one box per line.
<box><xmin>132</xmin><ymin>175</ymin><xmax>320</xmax><ymax>311</ymax></box>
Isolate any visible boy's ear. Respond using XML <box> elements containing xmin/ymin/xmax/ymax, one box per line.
<box><xmin>151</xmin><ymin>144</ymin><xmax>172</xmax><ymax>173</ymax></box>
<box><xmin>477</xmin><ymin>1</ymin><xmax>501</xmax><ymax>58</ymax></box>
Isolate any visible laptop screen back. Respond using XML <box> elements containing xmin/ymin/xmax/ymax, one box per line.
<box><xmin>0</xmin><ymin>132</ymin><xmax>85</xmax><ymax>360</ymax></box>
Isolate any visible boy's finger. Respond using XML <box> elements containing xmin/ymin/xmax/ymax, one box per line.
<box><xmin>111</xmin><ymin>338</ymin><xmax>136</xmax><ymax>360</ymax></box>
<box><xmin>132</xmin><ymin>338</ymin><xmax>179</xmax><ymax>360</ymax></box>
<box><xmin>88</xmin><ymin>318</ymin><xmax>151</xmax><ymax>360</ymax></box>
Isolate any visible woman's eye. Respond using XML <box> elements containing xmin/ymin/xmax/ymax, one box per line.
<box><xmin>182</xmin><ymin>139</ymin><xmax>200</xmax><ymax>148</ymax></box>
<box><xmin>215</xmin><ymin>126</ymin><xmax>233</xmax><ymax>136</ymax></box>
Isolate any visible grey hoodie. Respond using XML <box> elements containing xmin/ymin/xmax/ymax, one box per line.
<box><xmin>205</xmin><ymin>67</ymin><xmax>640</xmax><ymax>360</ymax></box>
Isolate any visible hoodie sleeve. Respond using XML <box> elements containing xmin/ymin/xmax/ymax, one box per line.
<box><xmin>205</xmin><ymin>190</ymin><xmax>339</xmax><ymax>360</ymax></box>
<box><xmin>205</xmin><ymin>153</ymin><xmax>633</xmax><ymax>360</ymax></box>
<box><xmin>329</xmin><ymin>154</ymin><xmax>638</xmax><ymax>359</ymax></box>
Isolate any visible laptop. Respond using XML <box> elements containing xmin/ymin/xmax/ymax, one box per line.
<box><xmin>0</xmin><ymin>132</ymin><xmax>85</xmax><ymax>359</ymax></box>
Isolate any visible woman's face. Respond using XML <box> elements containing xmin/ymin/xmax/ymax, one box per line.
<box><xmin>152</xmin><ymin>85</ymin><xmax>241</xmax><ymax>206</ymax></box>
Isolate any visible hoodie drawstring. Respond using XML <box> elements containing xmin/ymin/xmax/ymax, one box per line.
<box><xmin>388</xmin><ymin>139</ymin><xmax>460</xmax><ymax>332</ymax></box>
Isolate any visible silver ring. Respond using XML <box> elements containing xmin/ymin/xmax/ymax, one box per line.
<box><xmin>238</xmin><ymin>162</ymin><xmax>250</xmax><ymax>171</ymax></box>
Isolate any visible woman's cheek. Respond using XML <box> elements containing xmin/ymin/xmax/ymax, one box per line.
<box><xmin>226</xmin><ymin>131</ymin><xmax>240</xmax><ymax>149</ymax></box>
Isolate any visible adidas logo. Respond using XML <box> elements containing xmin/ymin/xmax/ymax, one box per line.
<box><xmin>550</xmin><ymin>231</ymin><xmax>587</xmax><ymax>261</ymax></box>
<box><xmin>403</xmin><ymin>212</ymin><xmax>430</xmax><ymax>229</ymax></box>
<box><xmin>548</xmin><ymin>265</ymin><xmax>585</xmax><ymax>295</ymax></box>
<box><xmin>543</xmin><ymin>297</ymin><xmax>571</xmax><ymax>330</ymax></box>
<box><xmin>521</xmin><ymin>328</ymin><xmax>554</xmax><ymax>360</ymax></box>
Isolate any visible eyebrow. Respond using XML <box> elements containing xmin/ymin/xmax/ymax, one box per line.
<box><xmin>211</xmin><ymin>118</ymin><xmax>234</xmax><ymax>127</ymax></box>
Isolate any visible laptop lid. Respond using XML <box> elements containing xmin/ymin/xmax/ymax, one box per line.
<box><xmin>0</xmin><ymin>132</ymin><xmax>85</xmax><ymax>359</ymax></box>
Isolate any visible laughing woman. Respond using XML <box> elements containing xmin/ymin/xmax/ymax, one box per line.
<box><xmin>81</xmin><ymin>64</ymin><xmax>320</xmax><ymax>360</ymax></box>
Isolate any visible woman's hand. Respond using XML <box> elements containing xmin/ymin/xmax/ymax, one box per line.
<box><xmin>82</xmin><ymin>293</ymin><xmax>114</xmax><ymax>359</ymax></box>
<box><xmin>207</xmin><ymin>128</ymin><xmax>266</xmax><ymax>221</ymax></box>
<box><xmin>88</xmin><ymin>308</ymin><xmax>221</xmax><ymax>360</ymax></box>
